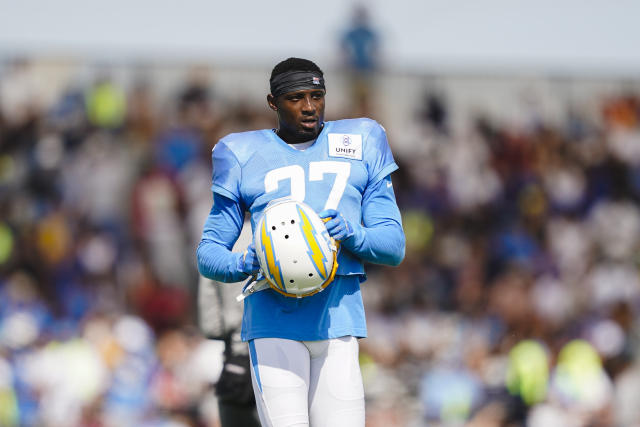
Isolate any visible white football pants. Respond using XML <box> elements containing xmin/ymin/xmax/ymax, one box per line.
<box><xmin>248</xmin><ymin>336</ymin><xmax>365</xmax><ymax>427</ymax></box>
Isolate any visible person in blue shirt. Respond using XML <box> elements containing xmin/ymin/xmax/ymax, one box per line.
<box><xmin>340</xmin><ymin>5</ymin><xmax>380</xmax><ymax>116</ymax></box>
<box><xmin>197</xmin><ymin>57</ymin><xmax>405</xmax><ymax>427</ymax></box>
<box><xmin>341</xmin><ymin>5</ymin><xmax>379</xmax><ymax>73</ymax></box>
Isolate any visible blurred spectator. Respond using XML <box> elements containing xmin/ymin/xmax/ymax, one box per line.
<box><xmin>0</xmin><ymin>58</ymin><xmax>43</xmax><ymax>129</ymax></box>
<box><xmin>126</xmin><ymin>77</ymin><xmax>157</xmax><ymax>145</ymax></box>
<box><xmin>547</xmin><ymin>339</ymin><xmax>613</xmax><ymax>424</ymax></box>
<box><xmin>340</xmin><ymin>4</ymin><xmax>381</xmax><ymax>115</ymax></box>
<box><xmin>154</xmin><ymin>68</ymin><xmax>212</xmax><ymax>176</ymax></box>
<box><xmin>85</xmin><ymin>72</ymin><xmax>126</xmax><ymax>130</ymax></box>
<box><xmin>341</xmin><ymin>4</ymin><xmax>379</xmax><ymax>73</ymax></box>
<box><xmin>417</xmin><ymin>91</ymin><xmax>449</xmax><ymax>135</ymax></box>
<box><xmin>420</xmin><ymin>364</ymin><xmax>484</xmax><ymax>423</ymax></box>
<box><xmin>506</xmin><ymin>340</ymin><xmax>549</xmax><ymax>406</ymax></box>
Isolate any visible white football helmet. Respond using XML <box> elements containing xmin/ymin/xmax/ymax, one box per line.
<box><xmin>253</xmin><ymin>199</ymin><xmax>338</xmax><ymax>298</ymax></box>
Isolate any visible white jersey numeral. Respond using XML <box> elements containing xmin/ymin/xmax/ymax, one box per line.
<box><xmin>309</xmin><ymin>161</ymin><xmax>351</xmax><ymax>210</ymax></box>
<box><xmin>264</xmin><ymin>165</ymin><xmax>306</xmax><ymax>202</ymax></box>
<box><xmin>264</xmin><ymin>161</ymin><xmax>351</xmax><ymax>209</ymax></box>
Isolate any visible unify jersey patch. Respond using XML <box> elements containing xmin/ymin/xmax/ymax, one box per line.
<box><xmin>328</xmin><ymin>133</ymin><xmax>362</xmax><ymax>160</ymax></box>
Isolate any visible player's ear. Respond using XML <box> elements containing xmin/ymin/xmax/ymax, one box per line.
<box><xmin>267</xmin><ymin>94</ymin><xmax>277</xmax><ymax>111</ymax></box>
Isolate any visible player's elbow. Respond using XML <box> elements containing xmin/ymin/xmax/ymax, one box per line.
<box><xmin>196</xmin><ymin>240</ymin><xmax>212</xmax><ymax>277</ymax></box>
<box><xmin>391</xmin><ymin>249</ymin><xmax>405</xmax><ymax>266</ymax></box>
<box><xmin>380</xmin><ymin>226</ymin><xmax>405</xmax><ymax>266</ymax></box>
<box><xmin>388</xmin><ymin>235</ymin><xmax>405</xmax><ymax>266</ymax></box>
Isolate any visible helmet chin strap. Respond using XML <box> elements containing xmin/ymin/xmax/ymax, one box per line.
<box><xmin>236</xmin><ymin>274</ymin><xmax>269</xmax><ymax>302</ymax></box>
<box><xmin>236</xmin><ymin>239</ymin><xmax>339</xmax><ymax>302</ymax></box>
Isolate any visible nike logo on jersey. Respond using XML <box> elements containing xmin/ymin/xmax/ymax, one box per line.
<box><xmin>328</xmin><ymin>133</ymin><xmax>362</xmax><ymax>160</ymax></box>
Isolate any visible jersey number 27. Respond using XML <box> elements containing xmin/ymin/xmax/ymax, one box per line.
<box><xmin>264</xmin><ymin>161</ymin><xmax>351</xmax><ymax>211</ymax></box>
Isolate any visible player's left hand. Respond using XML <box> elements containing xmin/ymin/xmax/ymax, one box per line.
<box><xmin>319</xmin><ymin>209</ymin><xmax>354</xmax><ymax>241</ymax></box>
<box><xmin>238</xmin><ymin>242</ymin><xmax>261</xmax><ymax>275</ymax></box>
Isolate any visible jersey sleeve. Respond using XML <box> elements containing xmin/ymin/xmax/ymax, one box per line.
<box><xmin>211</xmin><ymin>141</ymin><xmax>242</xmax><ymax>202</ymax></box>
<box><xmin>364</xmin><ymin>122</ymin><xmax>398</xmax><ymax>186</ymax></box>
<box><xmin>196</xmin><ymin>192</ymin><xmax>248</xmax><ymax>283</ymax></box>
<box><xmin>340</xmin><ymin>174</ymin><xmax>405</xmax><ymax>266</ymax></box>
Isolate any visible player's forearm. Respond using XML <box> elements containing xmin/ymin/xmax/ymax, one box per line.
<box><xmin>340</xmin><ymin>174</ymin><xmax>405</xmax><ymax>266</ymax></box>
<box><xmin>197</xmin><ymin>192</ymin><xmax>247</xmax><ymax>283</ymax></box>
<box><xmin>197</xmin><ymin>240</ymin><xmax>247</xmax><ymax>283</ymax></box>
<box><xmin>341</xmin><ymin>220</ymin><xmax>405</xmax><ymax>266</ymax></box>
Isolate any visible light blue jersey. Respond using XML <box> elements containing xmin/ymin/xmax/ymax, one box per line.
<box><xmin>197</xmin><ymin>118</ymin><xmax>405</xmax><ymax>341</ymax></box>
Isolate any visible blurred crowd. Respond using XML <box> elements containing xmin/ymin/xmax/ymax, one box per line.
<box><xmin>1</xmin><ymin>55</ymin><xmax>640</xmax><ymax>427</ymax></box>
<box><xmin>362</xmin><ymin>86</ymin><xmax>640</xmax><ymax>426</ymax></box>
<box><xmin>0</xmin><ymin>59</ymin><xmax>273</xmax><ymax>427</ymax></box>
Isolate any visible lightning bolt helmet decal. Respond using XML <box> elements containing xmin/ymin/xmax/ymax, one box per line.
<box><xmin>253</xmin><ymin>199</ymin><xmax>339</xmax><ymax>298</ymax></box>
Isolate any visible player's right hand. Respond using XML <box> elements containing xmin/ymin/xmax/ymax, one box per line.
<box><xmin>319</xmin><ymin>209</ymin><xmax>354</xmax><ymax>241</ymax></box>
<box><xmin>238</xmin><ymin>242</ymin><xmax>261</xmax><ymax>275</ymax></box>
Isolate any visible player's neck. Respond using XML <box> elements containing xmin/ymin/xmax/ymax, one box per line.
<box><xmin>275</xmin><ymin>124</ymin><xmax>324</xmax><ymax>145</ymax></box>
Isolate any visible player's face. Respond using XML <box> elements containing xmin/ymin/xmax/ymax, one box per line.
<box><xmin>269</xmin><ymin>89</ymin><xmax>325</xmax><ymax>143</ymax></box>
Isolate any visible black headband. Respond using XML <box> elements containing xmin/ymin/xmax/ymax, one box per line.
<box><xmin>270</xmin><ymin>70</ymin><xmax>325</xmax><ymax>98</ymax></box>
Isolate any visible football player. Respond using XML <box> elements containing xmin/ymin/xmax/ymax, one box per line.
<box><xmin>197</xmin><ymin>57</ymin><xmax>405</xmax><ymax>427</ymax></box>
